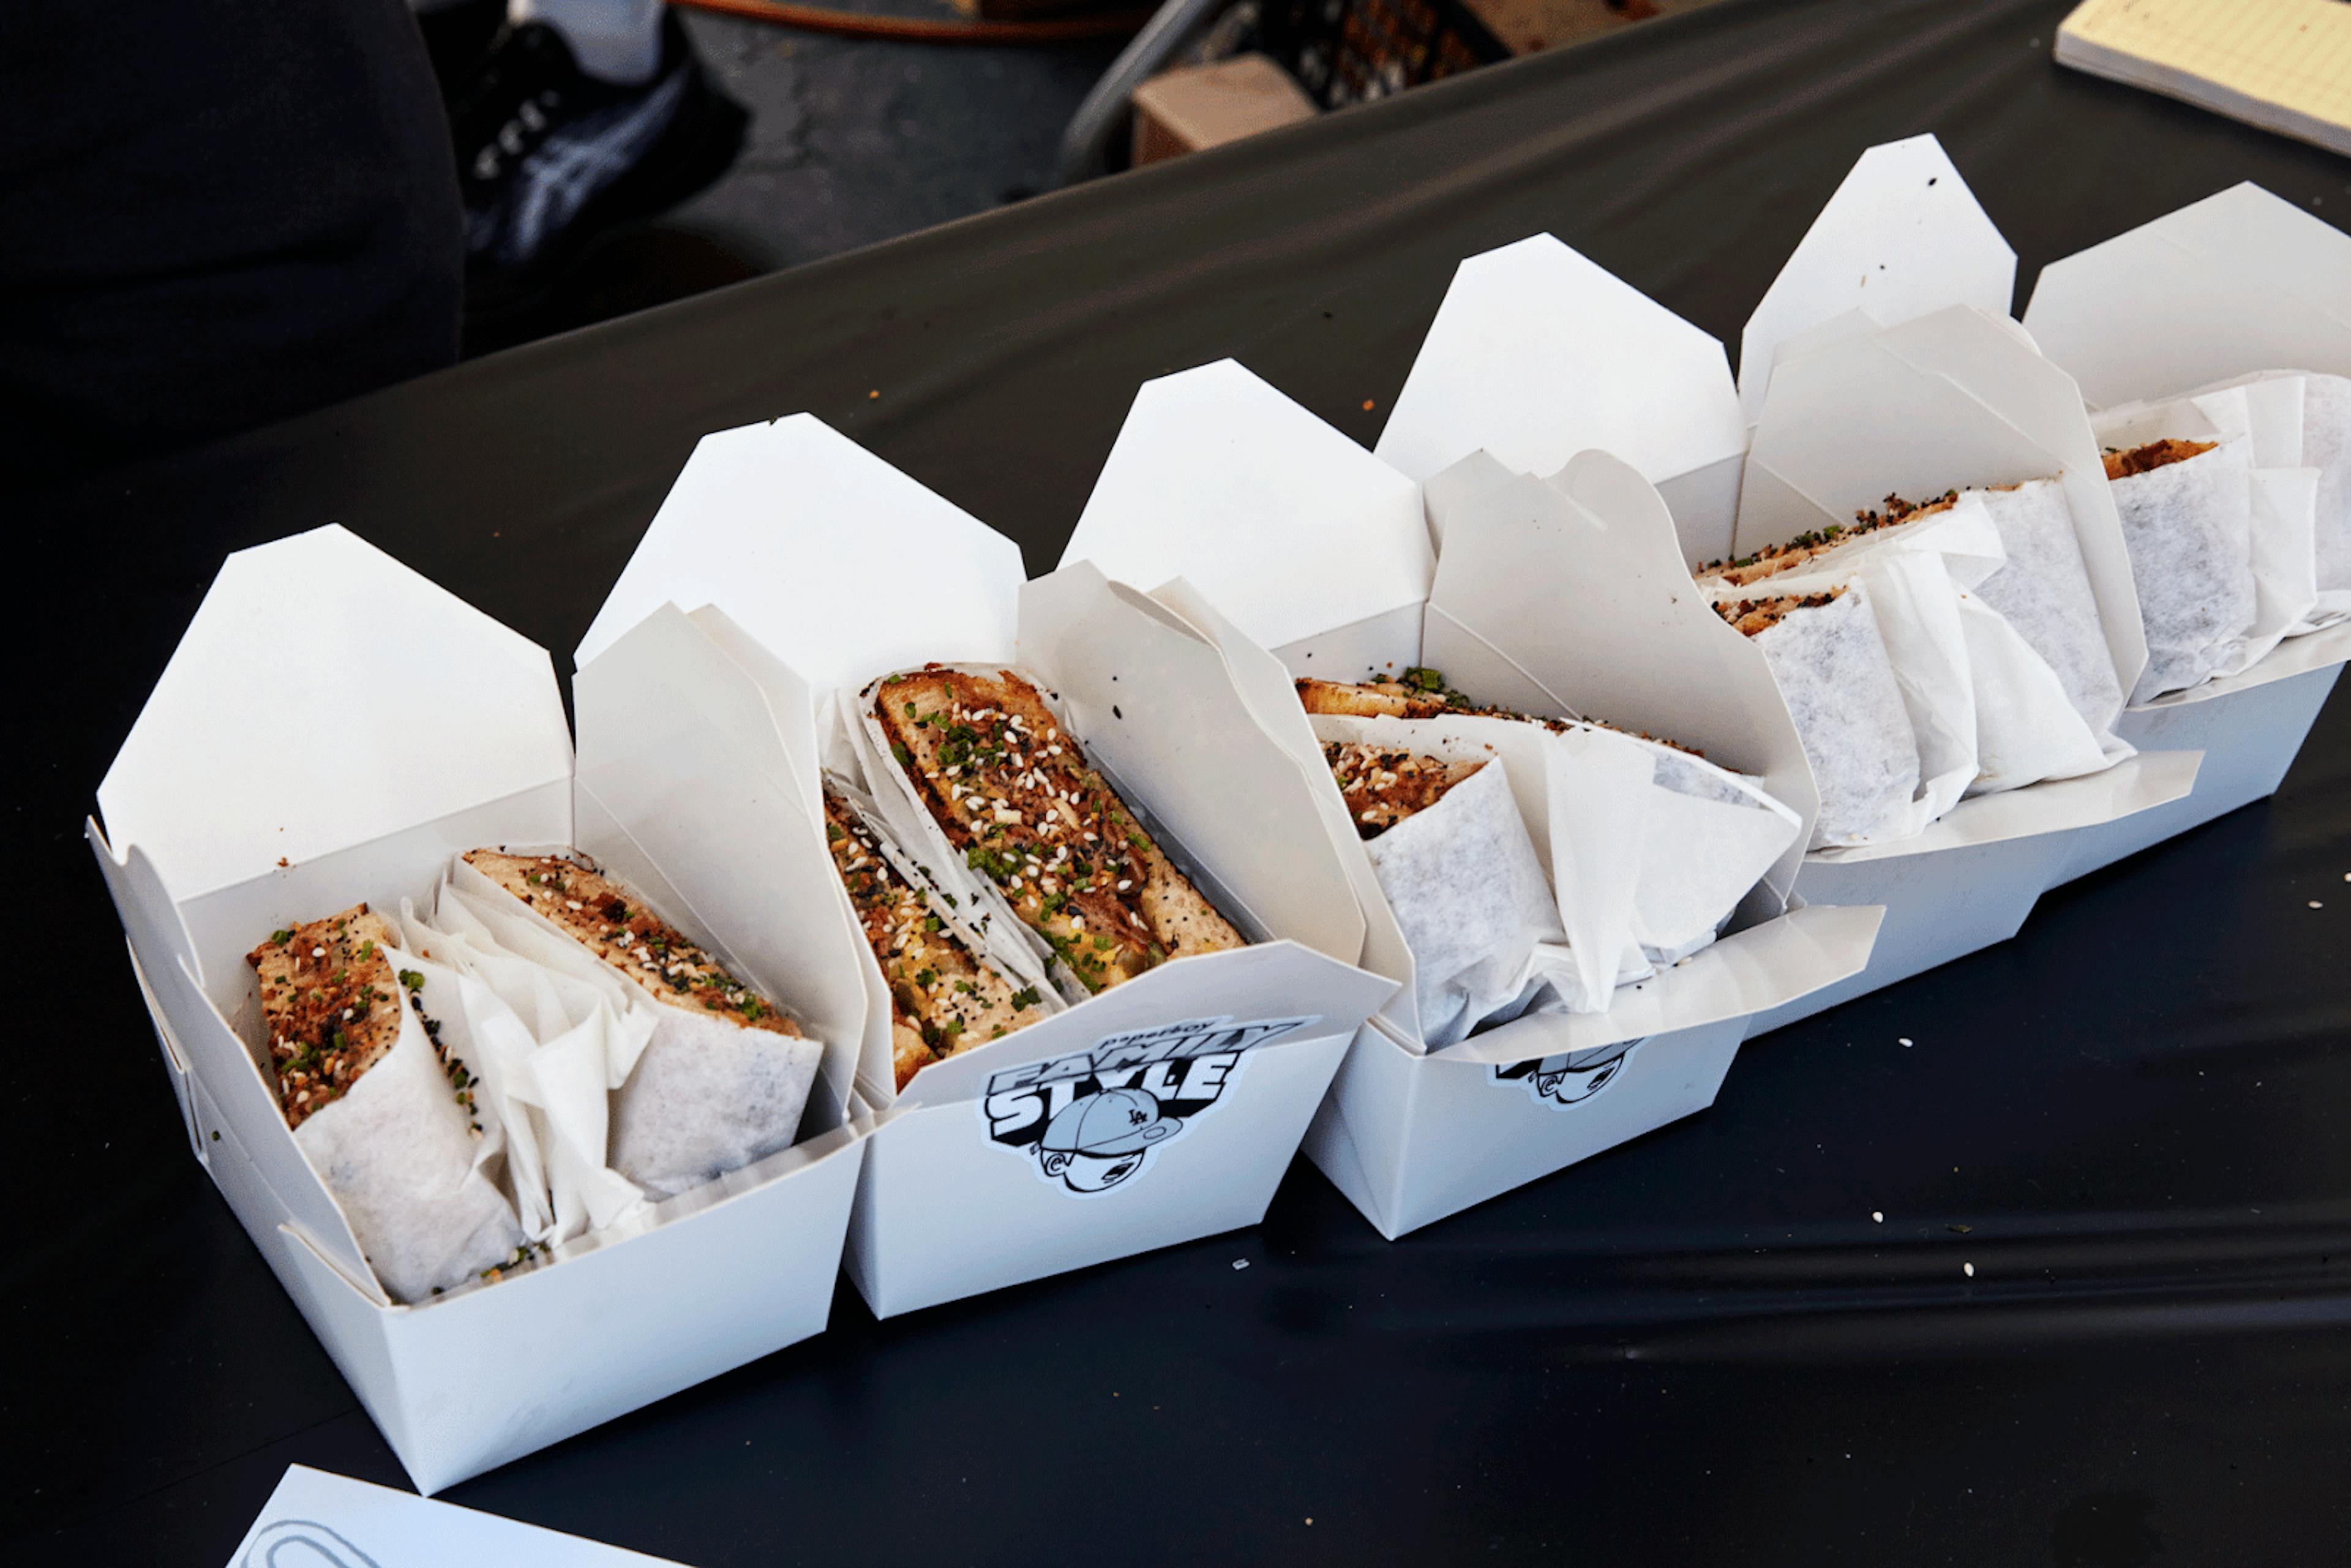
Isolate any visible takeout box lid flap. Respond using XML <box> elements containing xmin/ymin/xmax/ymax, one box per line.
<box><xmin>2022</xmin><ymin>182</ymin><xmax>2351</xmax><ymax>407</ymax></box>
<box><xmin>1373</xmin><ymin>233</ymin><xmax>1745</xmax><ymax>488</ymax></box>
<box><xmin>1439</xmin><ymin>902</ymin><xmax>1882</xmax><ymax>1065</ymax></box>
<box><xmin>575</xmin><ymin>413</ymin><xmax>1025</xmax><ymax>691</ymax></box>
<box><xmin>97</xmin><ymin>525</ymin><xmax>572</xmax><ymax>903</ymax></box>
<box><xmin>1739</xmin><ymin>134</ymin><xmax>2015</xmax><ymax>424</ymax></box>
<box><xmin>1061</xmin><ymin>359</ymin><xmax>1432</xmax><ymax>653</ymax></box>
<box><xmin>1737</xmin><ymin>303</ymin><xmax>2150</xmax><ymax>693</ymax></box>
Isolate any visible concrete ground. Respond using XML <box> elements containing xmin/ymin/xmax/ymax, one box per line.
<box><xmin>474</xmin><ymin>3</ymin><xmax>1125</xmax><ymax>349</ymax></box>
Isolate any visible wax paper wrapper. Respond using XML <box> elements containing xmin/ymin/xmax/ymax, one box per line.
<box><xmin>2096</xmin><ymin>432</ymin><xmax>2258</xmax><ymax>702</ymax></box>
<box><xmin>1734</xmin><ymin>587</ymin><xmax>1922</xmax><ymax>848</ymax></box>
<box><xmin>1352</xmin><ymin>751</ymin><xmax>1568</xmax><ymax>1048</ymax></box>
<box><xmin>1633</xmin><ymin>742</ymin><xmax>1804</xmax><ymax>962</ymax></box>
<box><xmin>446</xmin><ymin>855</ymin><xmax>825</xmax><ymax>1203</ymax></box>
<box><xmin>844</xmin><ymin>666</ymin><xmax>1171</xmax><ymax>1005</ymax></box>
<box><xmin>282</xmin><ymin>949</ymin><xmax>527</xmax><ymax>1304</ymax></box>
<box><xmin>1310</xmin><ymin>704</ymin><xmax>1780</xmax><ymax>1027</ymax></box>
<box><xmin>1966</xmin><ymin>479</ymin><xmax>2131</xmax><ymax>740</ymax></box>
<box><xmin>1735</xmin><ymin>494</ymin><xmax>2113</xmax><ymax>797</ymax></box>
<box><xmin>396</xmin><ymin>894</ymin><xmax>650</xmax><ymax>1241</ymax></box>
<box><xmin>2115</xmin><ymin>376</ymin><xmax>2345</xmax><ymax>655</ymax></box>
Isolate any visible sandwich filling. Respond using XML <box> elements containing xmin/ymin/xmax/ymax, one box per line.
<box><xmin>1324</xmin><ymin>741</ymin><xmax>1485</xmax><ymax>839</ymax></box>
<box><xmin>823</xmin><ymin>786</ymin><xmax>1040</xmax><ymax>1089</ymax></box>
<box><xmin>872</xmin><ymin>665</ymin><xmax>1243</xmax><ymax>994</ymax></box>
<box><xmin>465</xmin><ymin>849</ymin><xmax>800</xmax><ymax>1035</ymax></box>
<box><xmin>2103</xmin><ymin>437</ymin><xmax>2216</xmax><ymax>480</ymax></box>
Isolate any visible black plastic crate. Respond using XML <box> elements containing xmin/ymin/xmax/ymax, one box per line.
<box><xmin>1256</xmin><ymin>0</ymin><xmax>1511</xmax><ymax>110</ymax></box>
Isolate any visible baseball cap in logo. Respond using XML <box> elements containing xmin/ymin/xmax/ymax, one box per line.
<box><xmin>1040</xmin><ymin>1087</ymin><xmax>1182</xmax><ymax>1159</ymax></box>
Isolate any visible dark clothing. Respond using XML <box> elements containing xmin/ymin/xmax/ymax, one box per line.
<box><xmin>0</xmin><ymin>0</ymin><xmax>461</xmax><ymax>489</ymax></box>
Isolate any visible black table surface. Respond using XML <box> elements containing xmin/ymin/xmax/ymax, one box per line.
<box><xmin>15</xmin><ymin>1</ymin><xmax>2351</xmax><ymax>1562</ymax></box>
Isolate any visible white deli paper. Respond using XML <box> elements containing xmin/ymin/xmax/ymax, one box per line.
<box><xmin>443</xmin><ymin>855</ymin><xmax>826</xmax><ymax>1201</ymax></box>
<box><xmin>1965</xmin><ymin>479</ymin><xmax>2131</xmax><ymax>734</ymax></box>
<box><xmin>1305</xmin><ymin>697</ymin><xmax>1800</xmax><ymax>1032</ymax></box>
<box><xmin>278</xmin><ymin>942</ymin><xmax>527</xmax><ymax>1304</ymax></box>
<box><xmin>2096</xmin><ymin>432</ymin><xmax>2258</xmax><ymax>702</ymax></box>
<box><xmin>1723</xmin><ymin>586</ymin><xmax>1922</xmax><ymax>847</ymax></box>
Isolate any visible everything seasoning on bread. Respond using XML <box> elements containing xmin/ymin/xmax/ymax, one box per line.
<box><xmin>1324</xmin><ymin>741</ymin><xmax>1485</xmax><ymax>839</ymax></box>
<box><xmin>823</xmin><ymin>786</ymin><xmax>1039</xmax><ymax>1089</ymax></box>
<box><xmin>1710</xmin><ymin>589</ymin><xmax>1846</xmax><ymax>637</ymax></box>
<box><xmin>1699</xmin><ymin>492</ymin><xmax>1964</xmax><ymax>587</ymax></box>
<box><xmin>464</xmin><ymin>849</ymin><xmax>801</xmax><ymax>1035</ymax></box>
<box><xmin>1296</xmin><ymin>669</ymin><xmax>1700</xmax><ymax>754</ymax></box>
<box><xmin>2102</xmin><ymin>437</ymin><xmax>2216</xmax><ymax>480</ymax></box>
<box><xmin>249</xmin><ymin>906</ymin><xmax>410</xmax><ymax>1130</ymax></box>
<box><xmin>871</xmin><ymin>665</ymin><xmax>1243</xmax><ymax>994</ymax></box>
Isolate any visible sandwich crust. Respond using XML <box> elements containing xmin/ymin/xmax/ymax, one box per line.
<box><xmin>465</xmin><ymin>850</ymin><xmax>801</xmax><ymax>1035</ymax></box>
<box><xmin>823</xmin><ymin>787</ymin><xmax>1040</xmax><ymax>1089</ymax></box>
<box><xmin>1711</xmin><ymin>589</ymin><xmax>1845</xmax><ymax>637</ymax></box>
<box><xmin>871</xmin><ymin>665</ymin><xmax>1243</xmax><ymax>994</ymax></box>
<box><xmin>1298</xmin><ymin>669</ymin><xmax>1700</xmax><ymax>756</ymax></box>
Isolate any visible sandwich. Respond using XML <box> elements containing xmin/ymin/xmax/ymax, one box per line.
<box><xmin>247</xmin><ymin>904</ymin><xmax>524</xmax><ymax>1302</ymax></box>
<box><xmin>1708</xmin><ymin>588</ymin><xmax>1921</xmax><ymax>846</ymax></box>
<box><xmin>461</xmin><ymin>849</ymin><xmax>823</xmax><ymax>1199</ymax></box>
<box><xmin>823</xmin><ymin>786</ymin><xmax>1041</xmax><ymax>1090</ymax></box>
<box><xmin>869</xmin><ymin>665</ymin><xmax>1244</xmax><ymax>994</ymax></box>
<box><xmin>2101</xmin><ymin>436</ymin><xmax>2255</xmax><ymax>700</ymax></box>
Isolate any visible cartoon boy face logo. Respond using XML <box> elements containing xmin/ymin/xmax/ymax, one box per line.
<box><xmin>1035</xmin><ymin>1086</ymin><xmax>1181</xmax><ymax>1192</ymax></box>
<box><xmin>1502</xmin><ymin>1037</ymin><xmax>1640</xmax><ymax>1108</ymax></box>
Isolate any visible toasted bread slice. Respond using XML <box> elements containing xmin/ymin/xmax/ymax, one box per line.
<box><xmin>871</xmin><ymin>666</ymin><xmax>1243</xmax><ymax>994</ymax></box>
<box><xmin>1299</xmin><ymin>670</ymin><xmax>1702</xmax><ymax>757</ymax></box>
<box><xmin>1710</xmin><ymin>589</ymin><xmax>1846</xmax><ymax>637</ymax></box>
<box><xmin>249</xmin><ymin>906</ymin><xmax>408</xmax><ymax>1130</ymax></box>
<box><xmin>2104</xmin><ymin>437</ymin><xmax>2216</xmax><ymax>480</ymax></box>
<box><xmin>1324</xmin><ymin>742</ymin><xmax>1484</xmax><ymax>839</ymax></box>
<box><xmin>465</xmin><ymin>850</ymin><xmax>800</xmax><ymax>1035</ymax></box>
<box><xmin>823</xmin><ymin>787</ymin><xmax>1041</xmax><ymax>1089</ymax></box>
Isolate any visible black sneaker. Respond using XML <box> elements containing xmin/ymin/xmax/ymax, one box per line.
<box><xmin>452</xmin><ymin>13</ymin><xmax>748</xmax><ymax>314</ymax></box>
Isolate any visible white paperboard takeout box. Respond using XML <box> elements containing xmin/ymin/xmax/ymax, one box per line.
<box><xmin>1371</xmin><ymin>232</ymin><xmax>1751</xmax><ymax>566</ymax></box>
<box><xmin>88</xmin><ymin>527</ymin><xmax>869</xmax><ymax>1494</ymax></box>
<box><xmin>1067</xmin><ymin>361</ymin><xmax>1878</xmax><ymax>1237</ymax></box>
<box><xmin>582</xmin><ymin>414</ymin><xmax>1397</xmax><ymax>1315</ymax></box>
<box><xmin>2020</xmin><ymin>182</ymin><xmax>2351</xmax><ymax>876</ymax></box>
<box><xmin>1732</xmin><ymin>303</ymin><xmax>2198</xmax><ymax>1029</ymax></box>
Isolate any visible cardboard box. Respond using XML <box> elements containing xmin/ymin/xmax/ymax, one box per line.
<box><xmin>1065</xmin><ymin>361</ymin><xmax>1877</xmax><ymax>1237</ymax></box>
<box><xmin>1131</xmin><ymin>54</ymin><xmax>1317</xmax><ymax>167</ymax></box>
<box><xmin>2019</xmin><ymin>181</ymin><xmax>2351</xmax><ymax>875</ymax></box>
<box><xmin>1376</xmin><ymin>143</ymin><xmax>2201</xmax><ymax>1040</ymax></box>
<box><xmin>1371</xmin><ymin>231</ymin><xmax>1751</xmax><ymax>565</ymax></box>
<box><xmin>88</xmin><ymin>527</ymin><xmax>869</xmax><ymax>1493</ymax></box>
<box><xmin>1731</xmin><ymin>304</ymin><xmax>2197</xmax><ymax>1028</ymax></box>
<box><xmin>579</xmin><ymin>414</ymin><xmax>1398</xmax><ymax>1315</ymax></box>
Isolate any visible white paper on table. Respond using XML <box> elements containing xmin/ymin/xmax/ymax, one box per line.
<box><xmin>226</xmin><ymin>1465</ymin><xmax>697</xmax><ymax>1567</ymax></box>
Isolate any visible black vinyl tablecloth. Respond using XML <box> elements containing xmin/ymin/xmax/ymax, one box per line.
<box><xmin>15</xmin><ymin>1</ymin><xmax>2351</xmax><ymax>1562</ymax></box>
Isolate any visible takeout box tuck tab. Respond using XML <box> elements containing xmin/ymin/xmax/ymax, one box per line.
<box><xmin>2023</xmin><ymin>183</ymin><xmax>2351</xmax><ymax>408</ymax></box>
<box><xmin>99</xmin><ymin>525</ymin><xmax>574</xmax><ymax>912</ymax></box>
<box><xmin>1370</xmin><ymin>234</ymin><xmax>1747</xmax><ymax>539</ymax></box>
<box><xmin>1738</xmin><ymin>134</ymin><xmax>2015</xmax><ymax>425</ymax></box>
<box><xmin>575</xmin><ymin>413</ymin><xmax>1026</xmax><ymax>685</ymax></box>
<box><xmin>1064</xmin><ymin>359</ymin><xmax>1431</xmax><ymax>668</ymax></box>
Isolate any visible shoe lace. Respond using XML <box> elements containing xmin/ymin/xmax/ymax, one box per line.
<box><xmin>454</xmin><ymin>29</ymin><xmax>572</xmax><ymax>187</ymax></box>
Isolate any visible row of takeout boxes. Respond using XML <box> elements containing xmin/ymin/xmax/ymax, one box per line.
<box><xmin>89</xmin><ymin>136</ymin><xmax>2351</xmax><ymax>1493</ymax></box>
